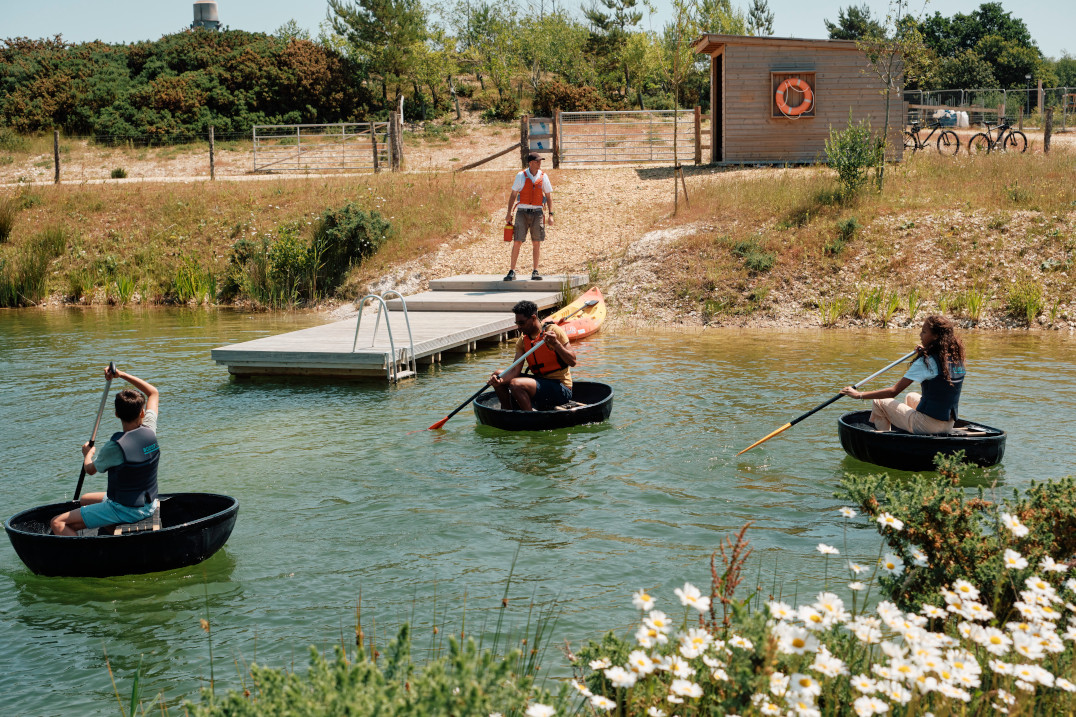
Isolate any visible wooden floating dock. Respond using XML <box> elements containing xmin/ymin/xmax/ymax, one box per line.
<box><xmin>211</xmin><ymin>274</ymin><xmax>588</xmax><ymax>379</ymax></box>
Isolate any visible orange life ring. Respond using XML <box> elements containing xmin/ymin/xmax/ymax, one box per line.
<box><xmin>775</xmin><ymin>78</ymin><xmax>814</xmax><ymax>116</ymax></box>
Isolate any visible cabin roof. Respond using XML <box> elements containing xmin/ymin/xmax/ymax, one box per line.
<box><xmin>693</xmin><ymin>33</ymin><xmax>860</xmax><ymax>55</ymax></box>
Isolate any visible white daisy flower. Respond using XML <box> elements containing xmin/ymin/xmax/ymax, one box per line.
<box><xmin>910</xmin><ymin>547</ymin><xmax>928</xmax><ymax>567</ymax></box>
<box><xmin>525</xmin><ymin>704</ymin><xmax>555</xmax><ymax>717</ymax></box>
<box><xmin>711</xmin><ymin>667</ymin><xmax>729</xmax><ymax>681</ymax></box>
<box><xmin>670</xmin><ymin>679</ymin><xmax>703</xmax><ymax>698</ymax></box>
<box><xmin>853</xmin><ymin>695</ymin><xmax>890</xmax><ymax>716</ymax></box>
<box><xmin>645</xmin><ymin>610</ymin><xmax>673</xmax><ymax>634</ymax></box>
<box><xmin>850</xmin><ymin>674</ymin><xmax>877</xmax><ymax>694</ymax></box>
<box><xmin>840</xmin><ymin>506</ymin><xmax>857</xmax><ymax>518</ymax></box>
<box><xmin>1004</xmin><ymin>549</ymin><xmax>1029</xmax><ymax>570</ymax></box>
<box><xmin>1057</xmin><ymin>677</ymin><xmax>1076</xmax><ymax>692</ymax></box>
<box><xmin>1041</xmin><ymin>556</ymin><xmax>1068</xmax><ymax>573</ymax></box>
<box><xmin>849</xmin><ymin>581</ymin><xmax>867</xmax><ymax>591</ymax></box>
<box><xmin>817</xmin><ymin>543</ymin><xmax>839</xmax><ymax>555</ymax></box>
<box><xmin>627</xmin><ymin>650</ymin><xmax>656</xmax><ymax>675</ymax></box>
<box><xmin>604</xmin><ymin>666</ymin><xmax>637</xmax><ymax>688</ymax></box>
<box><xmin>848</xmin><ymin>561</ymin><xmax>867</xmax><ymax>575</ymax></box>
<box><xmin>588</xmin><ymin>658</ymin><xmax>611</xmax><ymax>670</ymax></box>
<box><xmin>1001</xmin><ymin>512</ymin><xmax>1029</xmax><ymax>537</ymax></box>
<box><xmin>768</xmin><ymin>601</ymin><xmax>795</xmax><ymax>621</ymax></box>
<box><xmin>811</xmin><ymin>646</ymin><xmax>849</xmax><ymax>677</ymax></box>
<box><xmin>729</xmin><ymin>634</ymin><xmax>754</xmax><ymax>650</ymax></box>
<box><xmin>570</xmin><ymin>680</ymin><xmax>592</xmax><ymax>697</ymax></box>
<box><xmin>632</xmin><ymin>589</ymin><xmax>655</xmax><ymax>611</ymax></box>
<box><xmin>876</xmin><ymin>512</ymin><xmax>904</xmax><ymax>531</ymax></box>
<box><xmin>775</xmin><ymin>622</ymin><xmax>818</xmax><ymax>655</ymax></box>
<box><xmin>673</xmin><ymin>582</ymin><xmax>711</xmax><ymax>613</ymax></box>
<box><xmin>646</xmin><ymin>708</ymin><xmax>666</xmax><ymax>717</ymax></box>
<box><xmin>880</xmin><ymin>553</ymin><xmax>905</xmax><ymax>576</ymax></box>
<box><xmin>789</xmin><ymin>673</ymin><xmax>822</xmax><ymax>697</ymax></box>
<box><xmin>952</xmin><ymin>580</ymin><xmax>980</xmax><ymax>600</ymax></box>
<box><xmin>922</xmin><ymin>604</ymin><xmax>946</xmax><ymax>619</ymax></box>
<box><xmin>589</xmin><ymin>696</ymin><xmax>615</xmax><ymax>711</ymax></box>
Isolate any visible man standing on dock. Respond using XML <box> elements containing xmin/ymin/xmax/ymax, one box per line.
<box><xmin>504</xmin><ymin>152</ymin><xmax>554</xmax><ymax>282</ymax></box>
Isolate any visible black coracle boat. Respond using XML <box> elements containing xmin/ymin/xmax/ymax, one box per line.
<box><xmin>5</xmin><ymin>493</ymin><xmax>238</xmax><ymax>577</ymax></box>
<box><xmin>838</xmin><ymin>410</ymin><xmax>1006</xmax><ymax>472</ymax></box>
<box><xmin>473</xmin><ymin>381</ymin><xmax>613</xmax><ymax>431</ymax></box>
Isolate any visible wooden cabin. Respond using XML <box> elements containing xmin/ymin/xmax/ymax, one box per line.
<box><xmin>692</xmin><ymin>34</ymin><xmax>903</xmax><ymax>164</ymax></box>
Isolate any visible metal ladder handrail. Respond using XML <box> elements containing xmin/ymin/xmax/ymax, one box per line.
<box><xmin>375</xmin><ymin>290</ymin><xmax>417</xmax><ymax>377</ymax></box>
<box><xmin>350</xmin><ymin>292</ymin><xmax>416</xmax><ymax>382</ymax></box>
<box><xmin>352</xmin><ymin>294</ymin><xmax>402</xmax><ymax>382</ymax></box>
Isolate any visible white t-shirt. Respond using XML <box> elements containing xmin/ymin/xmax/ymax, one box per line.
<box><xmin>511</xmin><ymin>169</ymin><xmax>552</xmax><ymax>210</ymax></box>
<box><xmin>903</xmin><ymin>356</ymin><xmax>939</xmax><ymax>383</ymax></box>
<box><xmin>93</xmin><ymin>409</ymin><xmax>158</xmax><ymax>472</ymax></box>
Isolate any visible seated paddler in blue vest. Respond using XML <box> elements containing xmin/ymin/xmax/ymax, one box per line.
<box><xmin>51</xmin><ymin>366</ymin><xmax>161</xmax><ymax>536</ymax></box>
<box><xmin>840</xmin><ymin>315</ymin><xmax>967</xmax><ymax>435</ymax></box>
<box><xmin>488</xmin><ymin>299</ymin><xmax>577</xmax><ymax>411</ymax></box>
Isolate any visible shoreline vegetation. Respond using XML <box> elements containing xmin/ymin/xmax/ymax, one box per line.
<box><xmin>1</xmin><ymin>132</ymin><xmax>1074</xmax><ymax>332</ymax></box>
<box><xmin>121</xmin><ymin>456</ymin><xmax>1076</xmax><ymax>716</ymax></box>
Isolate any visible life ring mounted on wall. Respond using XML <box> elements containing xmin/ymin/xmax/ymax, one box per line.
<box><xmin>775</xmin><ymin>77</ymin><xmax>814</xmax><ymax>117</ymax></box>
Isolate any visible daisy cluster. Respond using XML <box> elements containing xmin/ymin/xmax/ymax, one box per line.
<box><xmin>556</xmin><ymin>506</ymin><xmax>1076</xmax><ymax>717</ymax></box>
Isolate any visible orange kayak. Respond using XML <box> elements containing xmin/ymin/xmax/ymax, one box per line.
<box><xmin>547</xmin><ymin>286</ymin><xmax>606</xmax><ymax>341</ymax></box>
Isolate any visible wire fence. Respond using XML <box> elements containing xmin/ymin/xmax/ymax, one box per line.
<box><xmin>559</xmin><ymin>110</ymin><xmax>702</xmax><ymax>164</ymax></box>
<box><xmin>904</xmin><ymin>87</ymin><xmax>1074</xmax><ymax>132</ymax></box>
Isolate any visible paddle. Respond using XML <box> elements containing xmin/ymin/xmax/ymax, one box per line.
<box><xmin>736</xmin><ymin>350</ymin><xmax>918</xmax><ymax>456</ymax></box>
<box><xmin>427</xmin><ymin>301</ymin><xmax>596</xmax><ymax>430</ymax></box>
<box><xmin>73</xmin><ymin>361</ymin><xmax>116</xmax><ymax>500</ymax></box>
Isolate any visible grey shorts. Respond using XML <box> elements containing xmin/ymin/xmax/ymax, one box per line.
<box><xmin>513</xmin><ymin>210</ymin><xmax>545</xmax><ymax>242</ymax></box>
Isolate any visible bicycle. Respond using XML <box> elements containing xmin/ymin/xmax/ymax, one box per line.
<box><xmin>902</xmin><ymin>119</ymin><xmax>961</xmax><ymax>156</ymax></box>
<box><xmin>968</xmin><ymin>120</ymin><xmax>1027</xmax><ymax>154</ymax></box>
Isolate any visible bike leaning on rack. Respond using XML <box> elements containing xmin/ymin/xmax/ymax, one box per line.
<box><xmin>903</xmin><ymin>119</ymin><xmax>961</xmax><ymax>156</ymax></box>
<box><xmin>968</xmin><ymin>120</ymin><xmax>1028</xmax><ymax>154</ymax></box>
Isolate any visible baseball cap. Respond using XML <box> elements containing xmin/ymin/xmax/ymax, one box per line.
<box><xmin>526</xmin><ymin>152</ymin><xmax>542</xmax><ymax>162</ymax></box>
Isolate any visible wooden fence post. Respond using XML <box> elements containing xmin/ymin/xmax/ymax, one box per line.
<box><xmin>552</xmin><ymin>109</ymin><xmax>560</xmax><ymax>169</ymax></box>
<box><xmin>371</xmin><ymin>122</ymin><xmax>380</xmax><ymax>173</ymax></box>
<box><xmin>520</xmin><ymin>115</ymin><xmax>529</xmax><ymax>168</ymax></box>
<box><xmin>53</xmin><ymin>130</ymin><xmax>60</xmax><ymax>184</ymax></box>
<box><xmin>209</xmin><ymin>126</ymin><xmax>215</xmax><ymax>180</ymax></box>
<box><xmin>1018</xmin><ymin>106</ymin><xmax>1023</xmax><ymax>131</ymax></box>
<box><xmin>997</xmin><ymin>103</ymin><xmax>1005</xmax><ymax>127</ymax></box>
<box><xmin>1037</xmin><ymin>80</ymin><xmax>1043</xmax><ymax>116</ymax></box>
<box><xmin>693</xmin><ymin>106</ymin><xmax>702</xmax><ymax>165</ymax></box>
<box><xmin>1044</xmin><ymin>107</ymin><xmax>1053</xmax><ymax>154</ymax></box>
<box><xmin>396</xmin><ymin>112</ymin><xmax>405</xmax><ymax>170</ymax></box>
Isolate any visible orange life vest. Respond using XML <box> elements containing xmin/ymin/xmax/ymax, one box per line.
<box><xmin>521</xmin><ymin>332</ymin><xmax>567</xmax><ymax>376</ymax></box>
<box><xmin>518</xmin><ymin>170</ymin><xmax>546</xmax><ymax>207</ymax></box>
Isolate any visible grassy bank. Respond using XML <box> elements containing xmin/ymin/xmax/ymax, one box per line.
<box><xmin>0</xmin><ymin>172</ymin><xmax>504</xmax><ymax>307</ymax></box>
<box><xmin>654</xmin><ymin>150</ymin><xmax>1076</xmax><ymax>328</ymax></box>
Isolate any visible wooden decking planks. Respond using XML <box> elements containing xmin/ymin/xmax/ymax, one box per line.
<box><xmin>210</xmin><ymin>274</ymin><xmax>589</xmax><ymax>379</ymax></box>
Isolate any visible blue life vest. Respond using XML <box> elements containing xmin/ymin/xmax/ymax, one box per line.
<box><xmin>106</xmin><ymin>425</ymin><xmax>160</xmax><ymax>508</ymax></box>
<box><xmin>916</xmin><ymin>358</ymin><xmax>965</xmax><ymax>422</ymax></box>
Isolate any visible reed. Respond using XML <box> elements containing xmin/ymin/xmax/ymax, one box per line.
<box><xmin>906</xmin><ymin>287</ymin><xmax>923</xmax><ymax>322</ymax></box>
<box><xmin>818</xmin><ymin>296</ymin><xmax>847</xmax><ymax>327</ymax></box>
<box><xmin>1006</xmin><ymin>278</ymin><xmax>1044</xmax><ymax>325</ymax></box>
<box><xmin>876</xmin><ymin>291</ymin><xmax>901</xmax><ymax>327</ymax></box>
<box><xmin>113</xmin><ymin>273</ymin><xmax>136</xmax><ymax>305</ymax></box>
<box><xmin>854</xmin><ymin>286</ymin><xmax>883</xmax><ymax>320</ymax></box>
<box><xmin>962</xmin><ymin>285</ymin><xmax>989</xmax><ymax>323</ymax></box>
<box><xmin>0</xmin><ymin>195</ymin><xmax>17</xmax><ymax>243</ymax></box>
<box><xmin>171</xmin><ymin>257</ymin><xmax>215</xmax><ymax>305</ymax></box>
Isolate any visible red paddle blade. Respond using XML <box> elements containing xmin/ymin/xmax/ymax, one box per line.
<box><xmin>428</xmin><ymin>417</ymin><xmax>449</xmax><ymax>430</ymax></box>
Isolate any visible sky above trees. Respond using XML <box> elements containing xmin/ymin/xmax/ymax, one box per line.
<box><xmin>5</xmin><ymin>0</ymin><xmax>1073</xmax><ymax>58</ymax></box>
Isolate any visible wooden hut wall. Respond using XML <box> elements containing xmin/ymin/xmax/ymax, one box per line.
<box><xmin>716</xmin><ymin>42</ymin><xmax>903</xmax><ymax>164</ymax></box>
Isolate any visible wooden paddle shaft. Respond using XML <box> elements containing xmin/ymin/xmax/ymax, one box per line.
<box><xmin>73</xmin><ymin>361</ymin><xmax>116</xmax><ymax>499</ymax></box>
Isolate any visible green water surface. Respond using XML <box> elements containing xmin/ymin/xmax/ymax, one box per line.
<box><xmin>1</xmin><ymin>309</ymin><xmax>1074</xmax><ymax>714</ymax></box>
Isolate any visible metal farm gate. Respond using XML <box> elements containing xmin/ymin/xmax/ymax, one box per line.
<box><xmin>558</xmin><ymin>110</ymin><xmax>698</xmax><ymax>164</ymax></box>
<box><xmin>253</xmin><ymin>122</ymin><xmax>390</xmax><ymax>173</ymax></box>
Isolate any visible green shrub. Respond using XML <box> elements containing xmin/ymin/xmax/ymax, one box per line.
<box><xmin>532</xmin><ymin>80</ymin><xmax>610</xmax><ymax>115</ymax></box>
<box><xmin>311</xmin><ymin>202</ymin><xmax>391</xmax><ymax>292</ymax></box>
<box><xmin>1006</xmin><ymin>278</ymin><xmax>1044</xmax><ymax>324</ymax></box>
<box><xmin>185</xmin><ymin>626</ymin><xmax>570</xmax><ymax>717</ymax></box>
<box><xmin>0</xmin><ymin>126</ymin><xmax>27</xmax><ymax>152</ymax></box>
<box><xmin>482</xmin><ymin>95</ymin><xmax>520</xmax><ymax>122</ymax></box>
<box><xmin>730</xmin><ymin>238</ymin><xmax>776</xmax><ymax>273</ymax></box>
<box><xmin>825</xmin><ymin>111</ymin><xmax>883</xmax><ymax>199</ymax></box>
<box><xmin>825</xmin><ymin>216</ymin><xmax>859</xmax><ymax>256</ymax></box>
<box><xmin>110</xmin><ymin>167</ymin><xmax>128</xmax><ymax>179</ymax></box>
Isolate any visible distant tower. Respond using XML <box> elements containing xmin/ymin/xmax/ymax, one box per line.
<box><xmin>192</xmin><ymin>1</ymin><xmax>220</xmax><ymax>30</ymax></box>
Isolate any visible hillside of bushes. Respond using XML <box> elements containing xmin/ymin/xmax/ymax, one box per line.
<box><xmin>0</xmin><ymin>30</ymin><xmax>375</xmax><ymax>141</ymax></box>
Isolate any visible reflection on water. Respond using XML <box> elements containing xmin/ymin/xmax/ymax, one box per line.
<box><xmin>1</xmin><ymin>310</ymin><xmax>1074</xmax><ymax>713</ymax></box>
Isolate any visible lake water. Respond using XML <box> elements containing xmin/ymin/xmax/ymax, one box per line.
<box><xmin>1</xmin><ymin>309</ymin><xmax>1074</xmax><ymax>714</ymax></box>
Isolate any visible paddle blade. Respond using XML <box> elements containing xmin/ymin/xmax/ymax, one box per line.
<box><xmin>737</xmin><ymin>423</ymin><xmax>792</xmax><ymax>456</ymax></box>
<box><xmin>428</xmin><ymin>416</ymin><xmax>450</xmax><ymax>430</ymax></box>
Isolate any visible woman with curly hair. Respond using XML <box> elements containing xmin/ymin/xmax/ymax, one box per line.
<box><xmin>840</xmin><ymin>315</ymin><xmax>967</xmax><ymax>435</ymax></box>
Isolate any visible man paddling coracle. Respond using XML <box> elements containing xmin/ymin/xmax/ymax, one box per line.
<box><xmin>51</xmin><ymin>366</ymin><xmax>161</xmax><ymax>536</ymax></box>
<box><xmin>488</xmin><ymin>300</ymin><xmax>576</xmax><ymax>411</ymax></box>
<box><xmin>840</xmin><ymin>315</ymin><xmax>967</xmax><ymax>435</ymax></box>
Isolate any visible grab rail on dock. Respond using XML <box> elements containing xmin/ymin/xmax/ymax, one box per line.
<box><xmin>376</xmin><ymin>290</ymin><xmax>417</xmax><ymax>377</ymax></box>
<box><xmin>351</xmin><ymin>293</ymin><xmax>416</xmax><ymax>382</ymax></box>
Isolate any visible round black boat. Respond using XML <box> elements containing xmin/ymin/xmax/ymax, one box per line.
<box><xmin>474</xmin><ymin>381</ymin><xmax>613</xmax><ymax>431</ymax></box>
<box><xmin>838</xmin><ymin>410</ymin><xmax>1006</xmax><ymax>472</ymax></box>
<box><xmin>4</xmin><ymin>493</ymin><xmax>238</xmax><ymax>577</ymax></box>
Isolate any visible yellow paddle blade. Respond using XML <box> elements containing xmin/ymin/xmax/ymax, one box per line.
<box><xmin>737</xmin><ymin>423</ymin><xmax>793</xmax><ymax>456</ymax></box>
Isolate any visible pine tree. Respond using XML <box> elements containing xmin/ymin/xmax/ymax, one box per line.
<box><xmin>328</xmin><ymin>0</ymin><xmax>427</xmax><ymax>102</ymax></box>
<box><xmin>746</xmin><ymin>0</ymin><xmax>774</xmax><ymax>37</ymax></box>
<box><xmin>584</xmin><ymin>0</ymin><xmax>644</xmax><ymax>100</ymax></box>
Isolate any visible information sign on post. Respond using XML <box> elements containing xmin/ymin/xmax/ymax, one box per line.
<box><xmin>528</xmin><ymin>117</ymin><xmax>553</xmax><ymax>153</ymax></box>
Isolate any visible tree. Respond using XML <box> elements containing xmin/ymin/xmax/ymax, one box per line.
<box><xmin>825</xmin><ymin>4</ymin><xmax>885</xmax><ymax>41</ymax></box>
<box><xmin>746</xmin><ymin>0</ymin><xmax>774</xmax><ymax>37</ymax></box>
<box><xmin>695</xmin><ymin>0</ymin><xmax>748</xmax><ymax>35</ymax></box>
<box><xmin>1055</xmin><ymin>53</ymin><xmax>1076</xmax><ymax>88</ymax></box>
<box><xmin>936</xmin><ymin>48</ymin><xmax>996</xmax><ymax>89</ymax></box>
<box><xmin>275</xmin><ymin>19</ymin><xmax>311</xmax><ymax>42</ymax></box>
<box><xmin>585</xmin><ymin>0</ymin><xmax>644</xmax><ymax>101</ymax></box>
<box><xmin>328</xmin><ymin>0</ymin><xmax>427</xmax><ymax>102</ymax></box>
<box><xmin>857</xmin><ymin>0</ymin><xmax>930</xmax><ymax>189</ymax></box>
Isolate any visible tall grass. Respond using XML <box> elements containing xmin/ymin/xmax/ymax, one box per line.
<box><xmin>172</xmin><ymin>257</ymin><xmax>215</xmax><ymax>305</ymax></box>
<box><xmin>962</xmin><ymin>285</ymin><xmax>989</xmax><ymax>323</ymax></box>
<box><xmin>0</xmin><ymin>226</ymin><xmax>68</xmax><ymax>306</ymax></box>
<box><xmin>877</xmin><ymin>291</ymin><xmax>901</xmax><ymax>327</ymax></box>
<box><xmin>0</xmin><ymin>195</ymin><xmax>17</xmax><ymax>243</ymax></box>
<box><xmin>906</xmin><ymin>287</ymin><xmax>923</xmax><ymax>322</ymax></box>
<box><xmin>818</xmin><ymin>297</ymin><xmax>847</xmax><ymax>326</ymax></box>
<box><xmin>1006</xmin><ymin>278</ymin><xmax>1044</xmax><ymax>324</ymax></box>
<box><xmin>854</xmin><ymin>286</ymin><xmax>883</xmax><ymax>319</ymax></box>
